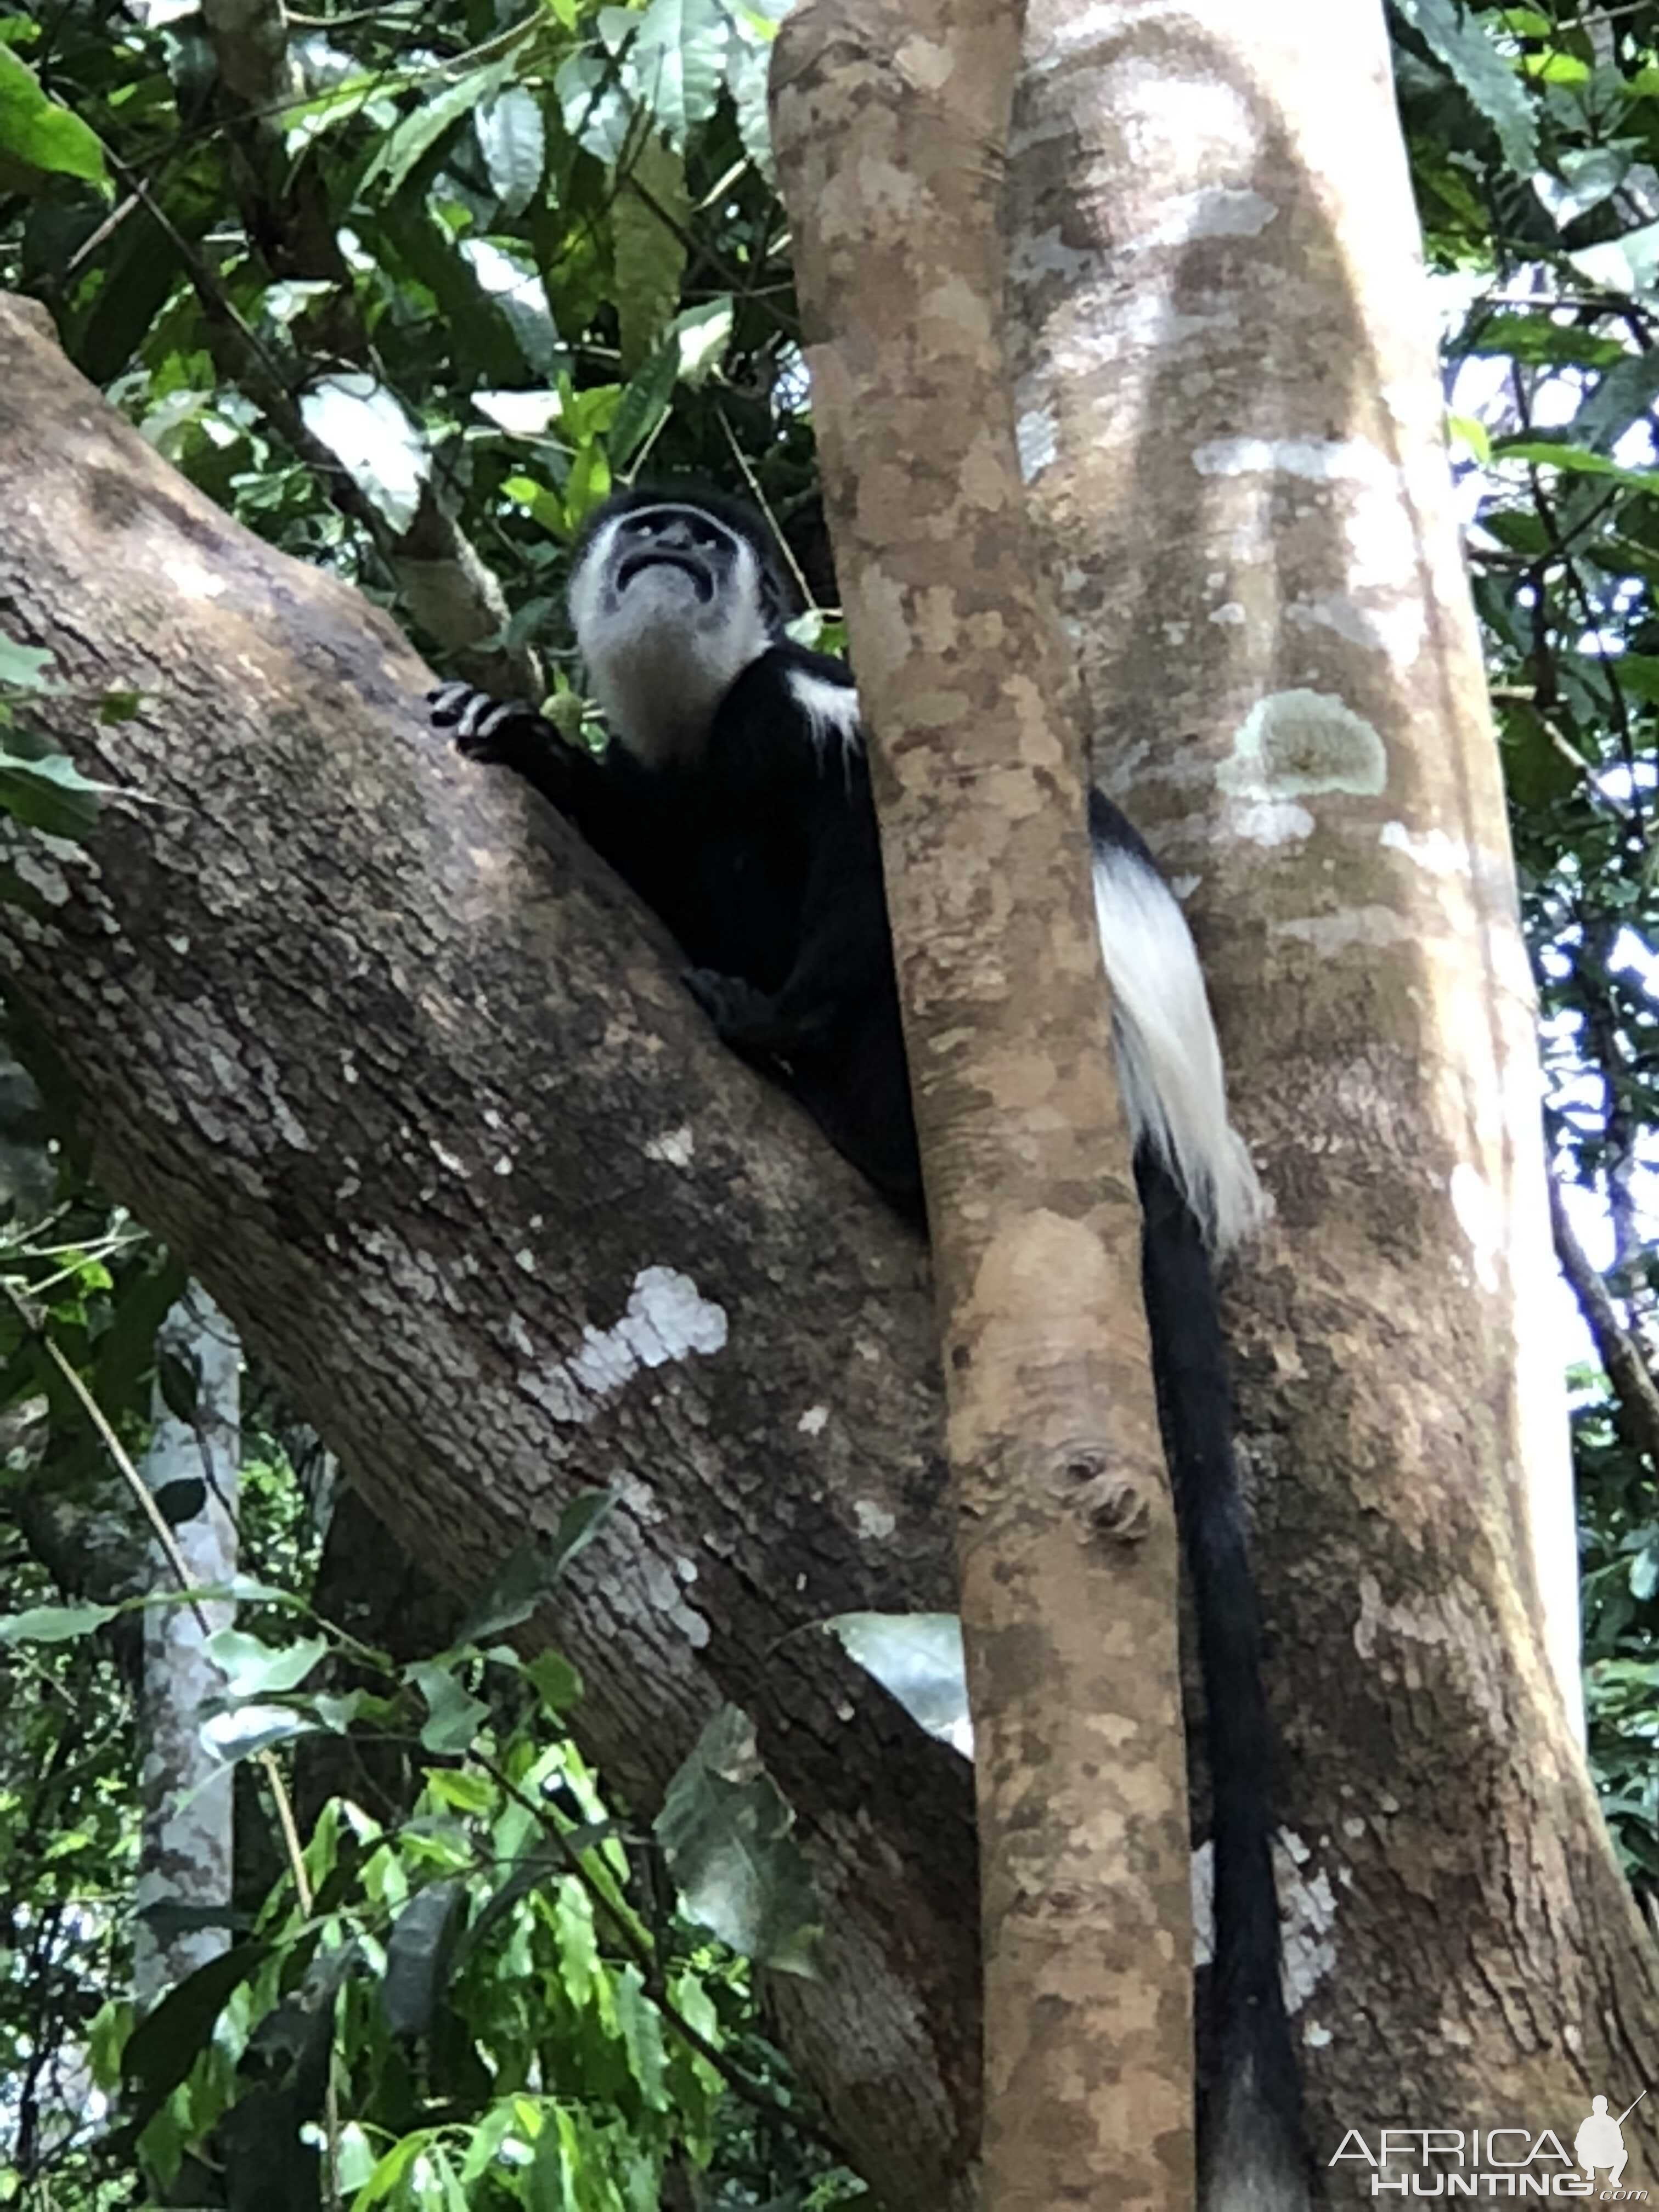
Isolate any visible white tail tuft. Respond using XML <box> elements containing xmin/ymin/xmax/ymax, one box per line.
<box><xmin>1091</xmin><ymin>841</ymin><xmax>1268</xmax><ymax>1255</ymax></box>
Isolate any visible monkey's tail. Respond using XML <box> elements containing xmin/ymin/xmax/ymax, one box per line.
<box><xmin>1136</xmin><ymin>1150</ymin><xmax>1311</xmax><ymax>2212</ymax></box>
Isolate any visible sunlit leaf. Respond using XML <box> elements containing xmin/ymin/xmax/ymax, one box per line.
<box><xmin>825</xmin><ymin>1611</ymin><xmax>972</xmax><ymax>1753</ymax></box>
<box><xmin>629</xmin><ymin>0</ymin><xmax>728</xmax><ymax>141</ymax></box>
<box><xmin>1569</xmin><ymin>220</ymin><xmax>1659</xmax><ymax>298</ymax></box>
<box><xmin>475</xmin><ymin>86</ymin><xmax>545</xmax><ymax>216</ymax></box>
<box><xmin>299</xmin><ymin>375</ymin><xmax>428</xmax><ymax>532</ymax></box>
<box><xmin>0</xmin><ymin>633</ymin><xmax>53</xmax><ymax>690</ymax></box>
<box><xmin>555</xmin><ymin>50</ymin><xmax>633</xmax><ymax>165</ymax></box>
<box><xmin>207</xmin><ymin>1627</ymin><xmax>328</xmax><ymax>1698</ymax></box>
<box><xmin>0</xmin><ymin>1600</ymin><xmax>119</xmax><ymax>1643</ymax></box>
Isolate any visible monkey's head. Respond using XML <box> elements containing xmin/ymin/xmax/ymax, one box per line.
<box><xmin>567</xmin><ymin>487</ymin><xmax>792</xmax><ymax>766</ymax></box>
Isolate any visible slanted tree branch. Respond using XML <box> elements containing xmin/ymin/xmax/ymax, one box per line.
<box><xmin>1551</xmin><ymin>1173</ymin><xmax>1659</xmax><ymax>1475</ymax></box>
<box><xmin>0</xmin><ymin>292</ymin><xmax>982</xmax><ymax>2209</ymax></box>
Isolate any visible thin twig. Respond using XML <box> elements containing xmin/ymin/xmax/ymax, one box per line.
<box><xmin>716</xmin><ymin>413</ymin><xmax>817</xmax><ymax>613</ymax></box>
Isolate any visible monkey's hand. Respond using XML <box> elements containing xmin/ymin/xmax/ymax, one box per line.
<box><xmin>684</xmin><ymin>969</ymin><xmax>782</xmax><ymax>1049</ymax></box>
<box><xmin>684</xmin><ymin>969</ymin><xmax>840</xmax><ymax>1060</ymax></box>
<box><xmin>427</xmin><ymin>682</ymin><xmax>551</xmax><ymax>767</ymax></box>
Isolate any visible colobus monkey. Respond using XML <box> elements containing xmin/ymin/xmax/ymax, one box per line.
<box><xmin>429</xmin><ymin>484</ymin><xmax>1308</xmax><ymax>2210</ymax></box>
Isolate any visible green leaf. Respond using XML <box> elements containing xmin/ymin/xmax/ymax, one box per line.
<box><xmin>725</xmin><ymin>4</ymin><xmax>781</xmax><ymax>176</ymax></box>
<box><xmin>0</xmin><ymin>1599</ymin><xmax>118</xmax><ymax>1643</ymax></box>
<box><xmin>527</xmin><ymin>2104</ymin><xmax>576</xmax><ymax>2211</ymax></box>
<box><xmin>335</xmin><ymin>2125</ymin><xmax>378</xmax><ymax>2193</ymax></box>
<box><xmin>460</xmin><ymin>1494</ymin><xmax>616</xmax><ymax>1643</ymax></box>
<box><xmin>407</xmin><ymin>1657</ymin><xmax>489</xmax><ymax>1754</ymax></box>
<box><xmin>0</xmin><ymin>747</ymin><xmax>111</xmax><ymax>839</ymax></box>
<box><xmin>453</xmin><ymin>1843</ymin><xmax>568</xmax><ymax>1970</ymax></box>
<box><xmin>351</xmin><ymin>2131</ymin><xmax>436</xmax><ymax>2207</ymax></box>
<box><xmin>91</xmin><ymin>1250</ymin><xmax>189</xmax><ymax>1422</ymax></box>
<box><xmin>122</xmin><ymin>1943</ymin><xmax>269</xmax><ymax>2131</ymax></box>
<box><xmin>1601</xmin><ymin>655</ymin><xmax>1659</xmax><ymax>707</ymax></box>
<box><xmin>1492</xmin><ymin>438</ymin><xmax>1659</xmax><ymax>494</ymax></box>
<box><xmin>0</xmin><ymin>633</ymin><xmax>53</xmax><ymax>690</ymax></box>
<box><xmin>201</xmin><ymin>1704</ymin><xmax>319</xmax><ymax>1765</ymax></box>
<box><xmin>72</xmin><ymin>205</ymin><xmax>185</xmax><ymax>386</ymax></box>
<box><xmin>1462</xmin><ymin>313</ymin><xmax>1625</xmax><ymax>371</ymax></box>
<box><xmin>613</xmin><ymin>1966</ymin><xmax>667</xmax><ymax>2111</ymax></box>
<box><xmin>610</xmin><ymin>343</ymin><xmax>679</xmax><ymax>471</ymax></box>
<box><xmin>381</xmin><ymin>1880</ymin><xmax>464</xmax><ymax>2038</ymax></box>
<box><xmin>503</xmin><ymin>473</ymin><xmax>569</xmax><ymax>536</ymax></box>
<box><xmin>456</xmin><ymin>2103</ymin><xmax>521</xmax><ymax>2185</ymax></box>
<box><xmin>1520</xmin><ymin>48</ymin><xmax>1588</xmax><ymax>84</ymax></box>
<box><xmin>552</xmin><ymin>1486</ymin><xmax>617</xmax><ymax>1573</ymax></box>
<box><xmin>614</xmin><ymin>133</ymin><xmax>688</xmax><ymax>373</ymax></box>
<box><xmin>1536</xmin><ymin>145</ymin><xmax>1632</xmax><ymax>231</ymax></box>
<box><xmin>461</xmin><ymin>238</ymin><xmax>564</xmax><ymax>377</ymax></box>
<box><xmin>206</xmin><ymin>1627</ymin><xmax>328</xmax><ymax>1698</ymax></box>
<box><xmin>1393</xmin><ymin>0</ymin><xmax>1537</xmax><ymax>173</ymax></box>
<box><xmin>655</xmin><ymin>1704</ymin><xmax>822</xmax><ymax>1977</ymax></box>
<box><xmin>672</xmin><ymin>296</ymin><xmax>731</xmax><ymax>385</ymax></box>
<box><xmin>523</xmin><ymin>1648</ymin><xmax>583</xmax><ymax>1712</ymax></box>
<box><xmin>0</xmin><ymin>46</ymin><xmax>109</xmax><ymax>184</ymax></box>
<box><xmin>1447</xmin><ymin>413</ymin><xmax>1490</xmax><ymax>465</ymax></box>
<box><xmin>86</xmin><ymin>1997</ymin><xmax>134</xmax><ymax>2092</ymax></box>
<box><xmin>629</xmin><ymin>0</ymin><xmax>729</xmax><ymax>142</ymax></box>
<box><xmin>376</xmin><ymin>203</ymin><xmax>525</xmax><ymax>388</ymax></box>
<box><xmin>1568</xmin><ymin>351</ymin><xmax>1659</xmax><ymax>458</ymax></box>
<box><xmin>362</xmin><ymin>59</ymin><xmax>517</xmax><ymax>199</ymax></box>
<box><xmin>458</xmin><ymin>1538</ymin><xmax>562</xmax><ymax>1643</ymax></box>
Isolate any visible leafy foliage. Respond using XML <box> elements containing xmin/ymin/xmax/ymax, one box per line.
<box><xmin>5</xmin><ymin>0</ymin><xmax>1659</xmax><ymax>2198</ymax></box>
<box><xmin>1390</xmin><ymin>0</ymin><xmax>1659</xmax><ymax>1901</ymax></box>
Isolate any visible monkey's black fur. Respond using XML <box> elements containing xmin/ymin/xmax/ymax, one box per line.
<box><xmin>429</xmin><ymin>482</ymin><xmax>1308</xmax><ymax>2210</ymax></box>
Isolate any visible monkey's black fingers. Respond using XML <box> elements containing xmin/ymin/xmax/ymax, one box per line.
<box><xmin>684</xmin><ymin>968</ymin><xmax>785</xmax><ymax>1050</ymax></box>
<box><xmin>427</xmin><ymin>682</ymin><xmax>534</xmax><ymax>763</ymax></box>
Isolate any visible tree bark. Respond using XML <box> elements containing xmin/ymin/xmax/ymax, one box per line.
<box><xmin>1005</xmin><ymin>0</ymin><xmax>1659</xmax><ymax>2177</ymax></box>
<box><xmin>0</xmin><ymin>293</ymin><xmax>980</xmax><ymax>2209</ymax></box>
<box><xmin>771</xmin><ymin>2</ymin><xmax>1193</xmax><ymax>2206</ymax></box>
<box><xmin>133</xmin><ymin>1287</ymin><xmax>240</xmax><ymax>2006</ymax></box>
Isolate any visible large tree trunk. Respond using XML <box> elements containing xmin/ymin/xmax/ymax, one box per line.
<box><xmin>0</xmin><ymin>294</ymin><xmax>981</xmax><ymax>2209</ymax></box>
<box><xmin>1005</xmin><ymin>0</ymin><xmax>1659</xmax><ymax>2176</ymax></box>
